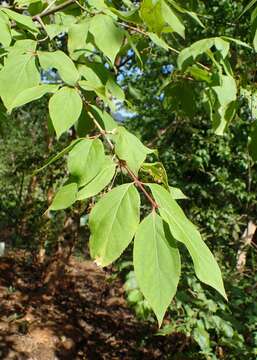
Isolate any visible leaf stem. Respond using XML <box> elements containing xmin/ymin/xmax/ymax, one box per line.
<box><xmin>124</xmin><ymin>165</ymin><xmax>159</xmax><ymax>209</ymax></box>
<box><xmin>79</xmin><ymin>94</ymin><xmax>158</xmax><ymax>209</ymax></box>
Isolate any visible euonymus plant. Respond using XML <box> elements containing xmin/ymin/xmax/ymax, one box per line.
<box><xmin>0</xmin><ymin>0</ymin><xmax>256</xmax><ymax>325</ymax></box>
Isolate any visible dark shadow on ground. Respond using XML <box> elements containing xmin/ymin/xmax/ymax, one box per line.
<box><xmin>0</xmin><ymin>252</ymin><xmax>191</xmax><ymax>360</ymax></box>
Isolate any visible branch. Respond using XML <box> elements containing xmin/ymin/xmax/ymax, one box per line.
<box><xmin>79</xmin><ymin>92</ymin><xmax>158</xmax><ymax>209</ymax></box>
<box><xmin>119</xmin><ymin>22</ymin><xmax>210</xmax><ymax>72</ymax></box>
<box><xmin>32</xmin><ymin>0</ymin><xmax>75</xmax><ymax>20</ymax></box>
<box><xmin>124</xmin><ymin>165</ymin><xmax>158</xmax><ymax>209</ymax></box>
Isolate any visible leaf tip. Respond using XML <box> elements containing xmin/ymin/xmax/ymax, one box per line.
<box><xmin>94</xmin><ymin>257</ymin><xmax>104</xmax><ymax>268</ymax></box>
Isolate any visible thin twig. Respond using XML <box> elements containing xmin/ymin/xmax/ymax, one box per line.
<box><xmin>125</xmin><ymin>165</ymin><xmax>159</xmax><ymax>209</ymax></box>
<box><xmin>79</xmin><ymin>91</ymin><xmax>158</xmax><ymax>208</ymax></box>
<box><xmin>32</xmin><ymin>0</ymin><xmax>75</xmax><ymax>20</ymax></box>
<box><xmin>34</xmin><ymin>15</ymin><xmax>49</xmax><ymax>41</ymax></box>
<box><xmin>119</xmin><ymin>22</ymin><xmax>210</xmax><ymax>71</ymax></box>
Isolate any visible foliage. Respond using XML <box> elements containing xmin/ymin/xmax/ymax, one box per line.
<box><xmin>124</xmin><ymin>268</ymin><xmax>257</xmax><ymax>359</ymax></box>
<box><xmin>0</xmin><ymin>100</ymin><xmax>66</xmax><ymax>249</ymax></box>
<box><xmin>115</xmin><ymin>1</ymin><xmax>257</xmax><ymax>358</ymax></box>
<box><xmin>0</xmin><ymin>0</ymin><xmax>256</xmax><ymax>329</ymax></box>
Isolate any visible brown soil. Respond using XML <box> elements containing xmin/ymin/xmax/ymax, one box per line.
<box><xmin>0</xmin><ymin>252</ymin><xmax>190</xmax><ymax>360</ymax></box>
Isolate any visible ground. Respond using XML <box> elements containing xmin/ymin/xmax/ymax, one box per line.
<box><xmin>0</xmin><ymin>252</ymin><xmax>190</xmax><ymax>360</ymax></box>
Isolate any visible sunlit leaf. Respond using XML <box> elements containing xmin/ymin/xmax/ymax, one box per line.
<box><xmin>49</xmin><ymin>87</ymin><xmax>82</xmax><ymax>137</ymax></box>
<box><xmin>89</xmin><ymin>183</ymin><xmax>140</xmax><ymax>266</ymax></box>
<box><xmin>89</xmin><ymin>14</ymin><xmax>124</xmax><ymax>64</ymax></box>
<box><xmin>148</xmin><ymin>184</ymin><xmax>227</xmax><ymax>299</ymax></box>
<box><xmin>134</xmin><ymin>212</ymin><xmax>181</xmax><ymax>326</ymax></box>
<box><xmin>114</xmin><ymin>126</ymin><xmax>155</xmax><ymax>174</ymax></box>
<box><xmin>50</xmin><ymin>182</ymin><xmax>78</xmax><ymax>211</ymax></box>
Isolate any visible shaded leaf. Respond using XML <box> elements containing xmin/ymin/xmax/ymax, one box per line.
<box><xmin>38</xmin><ymin>50</ymin><xmax>80</xmax><ymax>85</ymax></box>
<box><xmin>33</xmin><ymin>138</ymin><xmax>84</xmax><ymax>175</ymax></box>
<box><xmin>67</xmin><ymin>138</ymin><xmax>105</xmax><ymax>186</ymax></box>
<box><xmin>77</xmin><ymin>157</ymin><xmax>116</xmax><ymax>200</ymax></box>
<box><xmin>249</xmin><ymin>120</ymin><xmax>257</xmax><ymax>161</ymax></box>
<box><xmin>193</xmin><ymin>326</ymin><xmax>211</xmax><ymax>353</ymax></box>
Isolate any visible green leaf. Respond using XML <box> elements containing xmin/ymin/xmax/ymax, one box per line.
<box><xmin>149</xmin><ymin>32</ymin><xmax>169</xmax><ymax>50</ymax></box>
<box><xmin>161</xmin><ymin>0</ymin><xmax>185</xmax><ymax>38</ymax></box>
<box><xmin>89</xmin><ymin>183</ymin><xmax>140</xmax><ymax>267</ymax></box>
<box><xmin>133</xmin><ymin>212</ymin><xmax>181</xmax><ymax>326</ymax></box>
<box><xmin>167</xmin><ymin>0</ymin><xmax>205</xmax><ymax>28</ymax></box>
<box><xmin>106</xmin><ymin>77</ymin><xmax>125</xmax><ymax>101</ymax></box>
<box><xmin>49</xmin><ymin>87</ymin><xmax>82</xmax><ymax>138</ymax></box>
<box><xmin>140</xmin><ymin>0</ymin><xmax>165</xmax><ymax>34</ymax></box>
<box><xmin>238</xmin><ymin>0</ymin><xmax>257</xmax><ymax>18</ymax></box>
<box><xmin>193</xmin><ymin>326</ymin><xmax>211</xmax><ymax>353</ymax></box>
<box><xmin>140</xmin><ymin>0</ymin><xmax>184</xmax><ymax>36</ymax></box>
<box><xmin>141</xmin><ymin>162</ymin><xmax>169</xmax><ymax>189</ymax></box>
<box><xmin>75</xmin><ymin>108</ymin><xmax>95</xmax><ymax>136</ymax></box>
<box><xmin>0</xmin><ymin>52</ymin><xmax>40</xmax><ymax>109</ymax></box>
<box><xmin>0</xmin><ymin>11</ymin><xmax>11</xmax><ymax>47</ymax></box>
<box><xmin>254</xmin><ymin>28</ymin><xmax>257</xmax><ymax>51</ymax></box>
<box><xmin>169</xmin><ymin>186</ymin><xmax>188</xmax><ymax>200</ymax></box>
<box><xmin>177</xmin><ymin>37</ymin><xmax>229</xmax><ymax>70</ymax></box>
<box><xmin>68</xmin><ymin>20</ymin><xmax>91</xmax><ymax>60</ymax></box>
<box><xmin>49</xmin><ymin>182</ymin><xmax>78</xmax><ymax>211</ymax></box>
<box><xmin>114</xmin><ymin>126</ymin><xmax>155</xmax><ymax>174</ymax></box>
<box><xmin>67</xmin><ymin>138</ymin><xmax>105</xmax><ymax>187</ymax></box>
<box><xmin>148</xmin><ymin>184</ymin><xmax>227</xmax><ymax>299</ymax></box>
<box><xmin>33</xmin><ymin>138</ymin><xmax>84</xmax><ymax>175</ymax></box>
<box><xmin>221</xmin><ymin>36</ymin><xmax>252</xmax><ymax>49</ymax></box>
<box><xmin>89</xmin><ymin>14</ymin><xmax>124</xmax><ymax>64</ymax></box>
<box><xmin>45</xmin><ymin>24</ymin><xmax>68</xmax><ymax>40</ymax></box>
<box><xmin>79</xmin><ymin>62</ymin><xmax>125</xmax><ymax>101</ymax></box>
<box><xmin>110</xmin><ymin>7</ymin><xmax>141</xmax><ymax>24</ymax></box>
<box><xmin>8</xmin><ymin>84</ymin><xmax>59</xmax><ymax>113</ymax></box>
<box><xmin>38</xmin><ymin>50</ymin><xmax>80</xmax><ymax>85</ymax></box>
<box><xmin>210</xmin><ymin>75</ymin><xmax>237</xmax><ymax>135</ymax></box>
<box><xmin>77</xmin><ymin>157</ymin><xmax>116</xmax><ymax>200</ymax></box>
<box><xmin>8</xmin><ymin>39</ymin><xmax>37</xmax><ymax>55</ymax></box>
<box><xmin>89</xmin><ymin>105</ymin><xmax>117</xmax><ymax>131</ymax></box>
<box><xmin>79</xmin><ymin>62</ymin><xmax>107</xmax><ymax>86</ymax></box>
<box><xmin>188</xmin><ymin>65</ymin><xmax>212</xmax><ymax>83</ymax></box>
<box><xmin>2</xmin><ymin>8</ymin><xmax>39</xmax><ymax>34</ymax></box>
<box><xmin>249</xmin><ymin>120</ymin><xmax>257</xmax><ymax>161</ymax></box>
